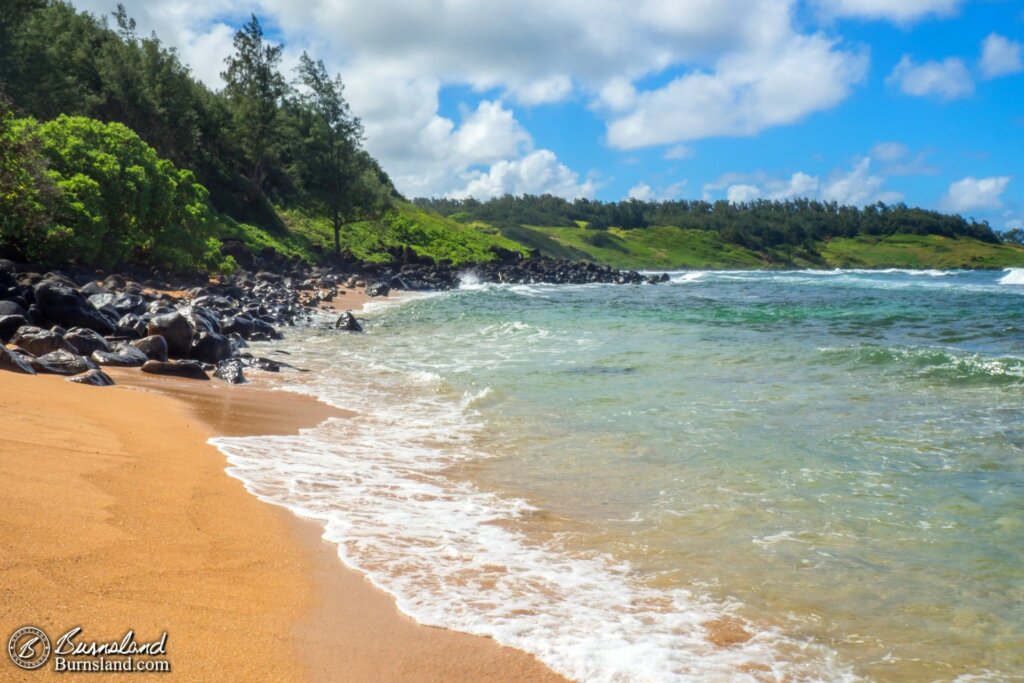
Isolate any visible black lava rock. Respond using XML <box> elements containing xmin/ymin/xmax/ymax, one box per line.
<box><xmin>67</xmin><ymin>369</ymin><xmax>116</xmax><ymax>386</ymax></box>
<box><xmin>64</xmin><ymin>327</ymin><xmax>111</xmax><ymax>357</ymax></box>
<box><xmin>334</xmin><ymin>311</ymin><xmax>363</xmax><ymax>332</ymax></box>
<box><xmin>130</xmin><ymin>335</ymin><xmax>169</xmax><ymax>362</ymax></box>
<box><xmin>141</xmin><ymin>359</ymin><xmax>210</xmax><ymax>381</ymax></box>
<box><xmin>34</xmin><ymin>278</ymin><xmax>115</xmax><ymax>334</ymax></box>
<box><xmin>214</xmin><ymin>358</ymin><xmax>247</xmax><ymax>384</ymax></box>
<box><xmin>146</xmin><ymin>312</ymin><xmax>194</xmax><ymax>358</ymax></box>
<box><xmin>30</xmin><ymin>350</ymin><xmax>98</xmax><ymax>376</ymax></box>
<box><xmin>10</xmin><ymin>326</ymin><xmax>76</xmax><ymax>356</ymax></box>
<box><xmin>0</xmin><ymin>345</ymin><xmax>36</xmax><ymax>375</ymax></box>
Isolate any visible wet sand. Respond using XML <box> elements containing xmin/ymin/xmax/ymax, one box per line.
<box><xmin>0</xmin><ymin>287</ymin><xmax>565</xmax><ymax>682</ymax></box>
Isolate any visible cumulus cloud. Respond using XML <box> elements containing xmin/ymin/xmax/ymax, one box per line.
<box><xmin>67</xmin><ymin>0</ymin><xmax>871</xmax><ymax>196</ymax></box>
<box><xmin>713</xmin><ymin>172</ymin><xmax>821</xmax><ymax>203</ymax></box>
<box><xmin>606</xmin><ymin>30</ymin><xmax>868</xmax><ymax>148</ymax></box>
<box><xmin>822</xmin><ymin>158</ymin><xmax>903</xmax><ymax>205</ymax></box>
<box><xmin>941</xmin><ymin>176</ymin><xmax>1012</xmax><ymax>213</ymax></box>
<box><xmin>886</xmin><ymin>55</ymin><xmax>974</xmax><ymax>100</ymax></box>
<box><xmin>980</xmin><ymin>33</ymin><xmax>1024</xmax><ymax>80</ymax></box>
<box><xmin>452</xmin><ymin>150</ymin><xmax>596</xmax><ymax>200</ymax></box>
<box><xmin>815</xmin><ymin>0</ymin><xmax>961</xmax><ymax>23</ymax></box>
<box><xmin>711</xmin><ymin>159</ymin><xmax>899</xmax><ymax>206</ymax></box>
<box><xmin>628</xmin><ymin>182</ymin><xmax>656</xmax><ymax>201</ymax></box>
<box><xmin>627</xmin><ymin>180</ymin><xmax>688</xmax><ymax>201</ymax></box>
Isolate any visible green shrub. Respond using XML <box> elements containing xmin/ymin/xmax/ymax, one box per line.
<box><xmin>4</xmin><ymin>114</ymin><xmax>216</xmax><ymax>271</ymax></box>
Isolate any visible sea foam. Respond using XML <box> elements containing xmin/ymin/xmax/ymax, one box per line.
<box><xmin>208</xmin><ymin>298</ymin><xmax>857</xmax><ymax>682</ymax></box>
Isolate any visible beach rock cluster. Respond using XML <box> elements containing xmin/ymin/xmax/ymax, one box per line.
<box><xmin>1</xmin><ymin>251</ymin><xmax>668</xmax><ymax>387</ymax></box>
<box><xmin>0</xmin><ymin>258</ymin><xmax>333</xmax><ymax>386</ymax></box>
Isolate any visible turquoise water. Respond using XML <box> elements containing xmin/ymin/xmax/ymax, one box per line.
<box><xmin>216</xmin><ymin>269</ymin><xmax>1024</xmax><ymax>682</ymax></box>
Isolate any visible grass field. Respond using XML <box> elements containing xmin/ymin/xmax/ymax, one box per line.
<box><xmin>501</xmin><ymin>225</ymin><xmax>765</xmax><ymax>269</ymax></box>
<box><xmin>819</xmin><ymin>234</ymin><xmax>1024</xmax><ymax>269</ymax></box>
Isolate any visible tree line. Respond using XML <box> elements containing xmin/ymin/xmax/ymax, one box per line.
<box><xmin>415</xmin><ymin>194</ymin><xmax>1003</xmax><ymax>252</ymax></box>
<box><xmin>0</xmin><ymin>0</ymin><xmax>392</xmax><ymax>270</ymax></box>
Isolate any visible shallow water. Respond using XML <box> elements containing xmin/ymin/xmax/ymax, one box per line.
<box><xmin>213</xmin><ymin>268</ymin><xmax>1024</xmax><ymax>682</ymax></box>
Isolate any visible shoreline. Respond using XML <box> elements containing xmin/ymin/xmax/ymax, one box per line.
<box><xmin>0</xmin><ymin>289</ymin><xmax>566</xmax><ymax>682</ymax></box>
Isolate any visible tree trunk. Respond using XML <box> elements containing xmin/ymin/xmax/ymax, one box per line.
<box><xmin>332</xmin><ymin>208</ymin><xmax>341</xmax><ymax>258</ymax></box>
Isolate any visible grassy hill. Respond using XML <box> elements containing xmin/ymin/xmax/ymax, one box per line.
<box><xmin>482</xmin><ymin>223</ymin><xmax>1024</xmax><ymax>270</ymax></box>
<box><xmin>215</xmin><ymin>202</ymin><xmax>528</xmax><ymax>267</ymax></box>
<box><xmin>818</xmin><ymin>234</ymin><xmax>1024</xmax><ymax>270</ymax></box>
<box><xmin>499</xmin><ymin>225</ymin><xmax>765</xmax><ymax>269</ymax></box>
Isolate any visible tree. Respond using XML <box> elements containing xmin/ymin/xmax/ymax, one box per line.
<box><xmin>291</xmin><ymin>53</ymin><xmax>367</xmax><ymax>257</ymax></box>
<box><xmin>12</xmin><ymin>114</ymin><xmax>215</xmax><ymax>270</ymax></box>
<box><xmin>221</xmin><ymin>15</ymin><xmax>287</xmax><ymax>196</ymax></box>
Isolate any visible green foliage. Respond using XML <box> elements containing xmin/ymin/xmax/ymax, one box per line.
<box><xmin>221</xmin><ymin>14</ymin><xmax>287</xmax><ymax>194</ymax></box>
<box><xmin>0</xmin><ymin>104</ymin><xmax>59</xmax><ymax>261</ymax></box>
<box><xmin>278</xmin><ymin>203</ymin><xmax>526</xmax><ymax>265</ymax></box>
<box><xmin>2</xmin><ymin>114</ymin><xmax>217</xmax><ymax>271</ymax></box>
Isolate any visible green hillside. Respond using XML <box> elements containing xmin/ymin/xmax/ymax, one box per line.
<box><xmin>503</xmin><ymin>225</ymin><xmax>765</xmax><ymax>269</ymax></box>
<box><xmin>819</xmin><ymin>234</ymin><xmax>1024</xmax><ymax>269</ymax></box>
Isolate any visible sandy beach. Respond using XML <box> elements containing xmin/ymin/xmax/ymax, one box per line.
<box><xmin>0</xmin><ymin>290</ymin><xmax>565</xmax><ymax>682</ymax></box>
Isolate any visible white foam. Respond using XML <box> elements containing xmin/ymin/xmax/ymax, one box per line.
<box><xmin>207</xmin><ymin>297</ymin><xmax>859</xmax><ymax>682</ymax></box>
<box><xmin>672</xmin><ymin>271</ymin><xmax>706</xmax><ymax>283</ymax></box>
<box><xmin>999</xmin><ymin>268</ymin><xmax>1024</xmax><ymax>286</ymax></box>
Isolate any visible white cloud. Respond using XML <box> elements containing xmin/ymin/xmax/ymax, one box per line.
<box><xmin>871</xmin><ymin>141</ymin><xmax>909</xmax><ymax>162</ymax></box>
<box><xmin>980</xmin><ymin>33</ymin><xmax>1024</xmax><ymax>80</ymax></box>
<box><xmin>727</xmin><ymin>184</ymin><xmax>764</xmax><ymax>203</ymax></box>
<box><xmin>869</xmin><ymin>141</ymin><xmax>940</xmax><ymax>176</ymax></box>
<box><xmin>886</xmin><ymin>55</ymin><xmax>974</xmax><ymax>100</ymax></box>
<box><xmin>627</xmin><ymin>180</ymin><xmax>688</xmax><ymax>201</ymax></box>
<box><xmin>452</xmin><ymin>150</ymin><xmax>596</xmax><ymax>200</ymax></box>
<box><xmin>822</xmin><ymin>158</ymin><xmax>903</xmax><ymax>205</ymax></box>
<box><xmin>67</xmin><ymin>0</ymin><xmax>869</xmax><ymax>196</ymax></box>
<box><xmin>607</xmin><ymin>29</ymin><xmax>868</xmax><ymax>148</ymax></box>
<box><xmin>816</xmin><ymin>0</ymin><xmax>961</xmax><ymax>23</ymax></box>
<box><xmin>722</xmin><ymin>171</ymin><xmax>820</xmax><ymax>203</ymax></box>
<box><xmin>628</xmin><ymin>182</ymin><xmax>656</xmax><ymax>201</ymax></box>
<box><xmin>941</xmin><ymin>176</ymin><xmax>1012</xmax><ymax>213</ymax></box>
<box><xmin>663</xmin><ymin>144</ymin><xmax>695</xmax><ymax>160</ymax></box>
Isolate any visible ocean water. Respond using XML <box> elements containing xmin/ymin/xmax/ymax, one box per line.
<box><xmin>211</xmin><ymin>268</ymin><xmax>1024</xmax><ymax>682</ymax></box>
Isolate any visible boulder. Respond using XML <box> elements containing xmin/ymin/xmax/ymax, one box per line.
<box><xmin>0</xmin><ymin>345</ymin><xmax>36</xmax><ymax>375</ymax></box>
<box><xmin>190</xmin><ymin>331</ymin><xmax>232</xmax><ymax>364</ymax></box>
<box><xmin>0</xmin><ymin>314</ymin><xmax>27</xmax><ymax>344</ymax></box>
<box><xmin>91</xmin><ymin>344</ymin><xmax>150</xmax><ymax>367</ymax></box>
<box><xmin>366</xmin><ymin>281</ymin><xmax>390</xmax><ymax>297</ymax></box>
<box><xmin>222</xmin><ymin>314</ymin><xmax>256</xmax><ymax>339</ymax></box>
<box><xmin>334</xmin><ymin>311</ymin><xmax>363</xmax><ymax>332</ymax></box>
<box><xmin>67</xmin><ymin>369</ymin><xmax>116</xmax><ymax>386</ymax></box>
<box><xmin>112</xmin><ymin>293</ymin><xmax>147</xmax><ymax>316</ymax></box>
<box><xmin>147</xmin><ymin>312</ymin><xmax>194</xmax><ymax>358</ymax></box>
<box><xmin>0</xmin><ymin>300</ymin><xmax>27</xmax><ymax>318</ymax></box>
<box><xmin>184</xmin><ymin>305</ymin><xmax>221</xmax><ymax>334</ymax></box>
<box><xmin>130</xmin><ymin>335</ymin><xmax>169</xmax><ymax>362</ymax></box>
<box><xmin>141</xmin><ymin>360</ymin><xmax>210</xmax><ymax>381</ymax></box>
<box><xmin>115</xmin><ymin>313</ymin><xmax>148</xmax><ymax>339</ymax></box>
<box><xmin>34</xmin><ymin>278</ymin><xmax>115</xmax><ymax>334</ymax></box>
<box><xmin>214</xmin><ymin>358</ymin><xmax>247</xmax><ymax>384</ymax></box>
<box><xmin>64</xmin><ymin>327</ymin><xmax>111</xmax><ymax>356</ymax></box>
<box><xmin>10</xmin><ymin>326</ymin><xmax>75</xmax><ymax>356</ymax></box>
<box><xmin>30</xmin><ymin>350</ymin><xmax>97</xmax><ymax>376</ymax></box>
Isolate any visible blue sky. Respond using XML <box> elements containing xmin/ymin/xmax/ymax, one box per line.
<box><xmin>71</xmin><ymin>0</ymin><xmax>1022</xmax><ymax>228</ymax></box>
